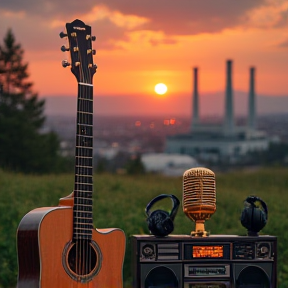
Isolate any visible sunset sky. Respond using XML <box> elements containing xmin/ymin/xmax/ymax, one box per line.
<box><xmin>0</xmin><ymin>0</ymin><xmax>287</xmax><ymax>116</ymax></box>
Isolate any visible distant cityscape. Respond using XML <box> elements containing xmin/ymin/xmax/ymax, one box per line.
<box><xmin>44</xmin><ymin>113</ymin><xmax>288</xmax><ymax>163</ymax></box>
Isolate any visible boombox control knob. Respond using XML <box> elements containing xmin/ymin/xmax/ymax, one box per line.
<box><xmin>256</xmin><ymin>243</ymin><xmax>270</xmax><ymax>259</ymax></box>
<box><xmin>141</xmin><ymin>244</ymin><xmax>156</xmax><ymax>261</ymax></box>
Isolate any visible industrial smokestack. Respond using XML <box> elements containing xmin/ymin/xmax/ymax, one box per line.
<box><xmin>248</xmin><ymin>67</ymin><xmax>256</xmax><ymax>130</ymax></box>
<box><xmin>224</xmin><ymin>60</ymin><xmax>234</xmax><ymax>135</ymax></box>
<box><xmin>191</xmin><ymin>67</ymin><xmax>199</xmax><ymax>131</ymax></box>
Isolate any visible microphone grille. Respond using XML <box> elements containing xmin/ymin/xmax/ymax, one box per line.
<box><xmin>183</xmin><ymin>167</ymin><xmax>216</xmax><ymax>209</ymax></box>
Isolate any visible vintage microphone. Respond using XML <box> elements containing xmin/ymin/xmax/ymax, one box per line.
<box><xmin>183</xmin><ymin>167</ymin><xmax>216</xmax><ymax>237</ymax></box>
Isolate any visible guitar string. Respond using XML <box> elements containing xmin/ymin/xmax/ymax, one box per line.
<box><xmin>81</xmin><ymin>36</ymin><xmax>88</xmax><ymax>278</ymax></box>
<box><xmin>73</xmin><ymin>30</ymin><xmax>94</xmax><ymax>281</ymax></box>
<box><xmin>84</xmin><ymin>38</ymin><xmax>91</xmax><ymax>278</ymax></box>
<box><xmin>72</xmin><ymin>33</ymin><xmax>79</xmax><ymax>278</ymax></box>
<box><xmin>81</xmin><ymin>34</ymin><xmax>93</xmax><ymax>278</ymax></box>
<box><xmin>77</xmin><ymin>34</ymin><xmax>83</xmax><ymax>278</ymax></box>
<box><xmin>86</xmin><ymin>83</ymin><xmax>92</xmax><ymax>279</ymax></box>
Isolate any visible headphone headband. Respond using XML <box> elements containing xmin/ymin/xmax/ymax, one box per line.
<box><xmin>145</xmin><ymin>194</ymin><xmax>180</xmax><ymax>221</ymax></box>
<box><xmin>245</xmin><ymin>196</ymin><xmax>268</xmax><ymax>219</ymax></box>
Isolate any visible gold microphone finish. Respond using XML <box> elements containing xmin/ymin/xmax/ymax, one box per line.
<box><xmin>183</xmin><ymin>167</ymin><xmax>216</xmax><ymax>237</ymax></box>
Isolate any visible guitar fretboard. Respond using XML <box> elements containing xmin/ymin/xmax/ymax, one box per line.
<box><xmin>73</xmin><ymin>83</ymin><xmax>94</xmax><ymax>240</ymax></box>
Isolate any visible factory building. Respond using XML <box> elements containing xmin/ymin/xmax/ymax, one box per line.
<box><xmin>165</xmin><ymin>60</ymin><xmax>270</xmax><ymax>164</ymax></box>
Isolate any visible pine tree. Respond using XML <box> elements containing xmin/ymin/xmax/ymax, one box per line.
<box><xmin>0</xmin><ymin>29</ymin><xmax>60</xmax><ymax>173</ymax></box>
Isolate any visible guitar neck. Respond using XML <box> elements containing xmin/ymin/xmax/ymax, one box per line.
<box><xmin>73</xmin><ymin>83</ymin><xmax>94</xmax><ymax>241</ymax></box>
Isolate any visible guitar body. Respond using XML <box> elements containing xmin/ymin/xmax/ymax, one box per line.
<box><xmin>17</xmin><ymin>201</ymin><xmax>125</xmax><ymax>288</ymax></box>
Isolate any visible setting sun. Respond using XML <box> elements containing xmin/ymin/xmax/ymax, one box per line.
<box><xmin>154</xmin><ymin>83</ymin><xmax>168</xmax><ymax>95</ymax></box>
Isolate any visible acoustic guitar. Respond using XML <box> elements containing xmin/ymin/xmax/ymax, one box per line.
<box><xmin>17</xmin><ymin>19</ymin><xmax>126</xmax><ymax>288</ymax></box>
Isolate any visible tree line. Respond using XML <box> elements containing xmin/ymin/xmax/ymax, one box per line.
<box><xmin>0</xmin><ymin>29</ymin><xmax>69</xmax><ymax>173</ymax></box>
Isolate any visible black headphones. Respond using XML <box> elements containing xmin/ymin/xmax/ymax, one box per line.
<box><xmin>240</xmin><ymin>196</ymin><xmax>268</xmax><ymax>236</ymax></box>
<box><xmin>145</xmin><ymin>194</ymin><xmax>180</xmax><ymax>237</ymax></box>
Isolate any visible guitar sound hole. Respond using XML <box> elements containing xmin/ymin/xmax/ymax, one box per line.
<box><xmin>63</xmin><ymin>240</ymin><xmax>102</xmax><ymax>282</ymax></box>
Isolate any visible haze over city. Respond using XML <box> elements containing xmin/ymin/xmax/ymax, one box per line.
<box><xmin>1</xmin><ymin>0</ymin><xmax>287</xmax><ymax>117</ymax></box>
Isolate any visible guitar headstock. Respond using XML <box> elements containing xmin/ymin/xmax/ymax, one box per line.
<box><xmin>60</xmin><ymin>19</ymin><xmax>97</xmax><ymax>84</ymax></box>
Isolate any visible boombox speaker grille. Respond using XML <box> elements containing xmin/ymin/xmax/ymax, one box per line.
<box><xmin>141</xmin><ymin>264</ymin><xmax>181</xmax><ymax>288</ymax></box>
<box><xmin>235</xmin><ymin>263</ymin><xmax>271</xmax><ymax>288</ymax></box>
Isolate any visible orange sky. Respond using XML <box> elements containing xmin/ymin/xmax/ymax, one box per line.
<box><xmin>0</xmin><ymin>0</ymin><xmax>287</xmax><ymax>116</ymax></box>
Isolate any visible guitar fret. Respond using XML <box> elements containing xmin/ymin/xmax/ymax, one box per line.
<box><xmin>76</xmin><ymin>135</ymin><xmax>93</xmax><ymax>138</ymax></box>
<box><xmin>74</xmin><ymin>216</ymin><xmax>93</xmax><ymax>219</ymax></box>
<box><xmin>74</xmin><ymin>191</ymin><xmax>92</xmax><ymax>195</ymax></box>
<box><xmin>74</xmin><ymin>189</ymin><xmax>93</xmax><ymax>193</ymax></box>
<box><xmin>74</xmin><ymin>218</ymin><xmax>93</xmax><ymax>223</ymax></box>
<box><xmin>76</xmin><ymin>164</ymin><xmax>93</xmax><ymax>168</ymax></box>
<box><xmin>74</xmin><ymin>210</ymin><xmax>93</xmax><ymax>214</ymax></box>
<box><xmin>75</xmin><ymin>173</ymin><xmax>93</xmax><ymax>177</ymax></box>
<box><xmin>74</xmin><ymin>203</ymin><xmax>92</xmax><ymax>207</ymax></box>
<box><xmin>76</xmin><ymin>145</ymin><xmax>93</xmax><ymax>149</ymax></box>
<box><xmin>74</xmin><ymin>196</ymin><xmax>92</xmax><ymax>200</ymax></box>
<box><xmin>78</xmin><ymin>111</ymin><xmax>93</xmax><ymax>115</ymax></box>
<box><xmin>77</xmin><ymin>123</ymin><xmax>93</xmax><ymax>127</ymax></box>
<box><xmin>76</xmin><ymin>157</ymin><xmax>92</xmax><ymax>161</ymax></box>
<box><xmin>75</xmin><ymin>161</ymin><xmax>93</xmax><ymax>168</ymax></box>
<box><xmin>78</xmin><ymin>97</ymin><xmax>93</xmax><ymax>101</ymax></box>
<box><xmin>75</xmin><ymin>197</ymin><xmax>92</xmax><ymax>202</ymax></box>
<box><xmin>74</xmin><ymin>225</ymin><xmax>93</xmax><ymax>229</ymax></box>
<box><xmin>75</xmin><ymin>182</ymin><xmax>92</xmax><ymax>185</ymax></box>
<box><xmin>79</xmin><ymin>82</ymin><xmax>93</xmax><ymax>87</ymax></box>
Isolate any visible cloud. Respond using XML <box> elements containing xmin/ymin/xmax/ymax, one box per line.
<box><xmin>278</xmin><ymin>38</ymin><xmax>288</xmax><ymax>47</ymax></box>
<box><xmin>1</xmin><ymin>0</ymin><xmax>267</xmax><ymax>35</ymax></box>
<box><xmin>242</xmin><ymin>0</ymin><xmax>288</xmax><ymax>29</ymax></box>
<box><xmin>1</xmin><ymin>0</ymin><xmax>287</xmax><ymax>52</ymax></box>
<box><xmin>100</xmin><ymin>0</ymin><xmax>268</xmax><ymax>35</ymax></box>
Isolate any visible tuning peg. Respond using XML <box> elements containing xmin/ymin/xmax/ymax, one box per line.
<box><xmin>62</xmin><ymin>60</ymin><xmax>70</xmax><ymax>68</ymax></box>
<box><xmin>59</xmin><ymin>32</ymin><xmax>67</xmax><ymax>38</ymax></box>
<box><xmin>61</xmin><ymin>45</ymin><xmax>69</xmax><ymax>52</ymax></box>
<box><xmin>89</xmin><ymin>63</ymin><xmax>98</xmax><ymax>69</ymax></box>
<box><xmin>87</xmin><ymin>49</ymin><xmax>96</xmax><ymax>55</ymax></box>
<box><xmin>91</xmin><ymin>36</ymin><xmax>96</xmax><ymax>41</ymax></box>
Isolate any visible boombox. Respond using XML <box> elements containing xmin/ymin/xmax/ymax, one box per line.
<box><xmin>131</xmin><ymin>234</ymin><xmax>277</xmax><ymax>288</ymax></box>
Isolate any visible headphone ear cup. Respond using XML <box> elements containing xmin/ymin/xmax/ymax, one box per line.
<box><xmin>240</xmin><ymin>208</ymin><xmax>250</xmax><ymax>229</ymax></box>
<box><xmin>252</xmin><ymin>209</ymin><xmax>267</xmax><ymax>231</ymax></box>
<box><xmin>147</xmin><ymin>210</ymin><xmax>174</xmax><ymax>237</ymax></box>
<box><xmin>241</xmin><ymin>207</ymin><xmax>267</xmax><ymax>233</ymax></box>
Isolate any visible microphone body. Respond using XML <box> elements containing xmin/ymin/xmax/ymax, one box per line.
<box><xmin>183</xmin><ymin>167</ymin><xmax>216</xmax><ymax>236</ymax></box>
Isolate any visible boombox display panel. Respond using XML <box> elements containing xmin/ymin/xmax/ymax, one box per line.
<box><xmin>131</xmin><ymin>234</ymin><xmax>277</xmax><ymax>288</ymax></box>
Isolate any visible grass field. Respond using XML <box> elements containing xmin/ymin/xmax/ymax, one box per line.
<box><xmin>0</xmin><ymin>167</ymin><xmax>287</xmax><ymax>287</ymax></box>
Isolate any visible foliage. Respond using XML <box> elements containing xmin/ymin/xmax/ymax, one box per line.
<box><xmin>245</xmin><ymin>142</ymin><xmax>288</xmax><ymax>167</ymax></box>
<box><xmin>125</xmin><ymin>154</ymin><xmax>146</xmax><ymax>175</ymax></box>
<box><xmin>0</xmin><ymin>29</ymin><xmax>61</xmax><ymax>173</ymax></box>
<box><xmin>0</xmin><ymin>168</ymin><xmax>287</xmax><ymax>287</ymax></box>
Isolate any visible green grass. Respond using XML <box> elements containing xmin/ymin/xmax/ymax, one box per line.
<box><xmin>0</xmin><ymin>168</ymin><xmax>287</xmax><ymax>287</ymax></box>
